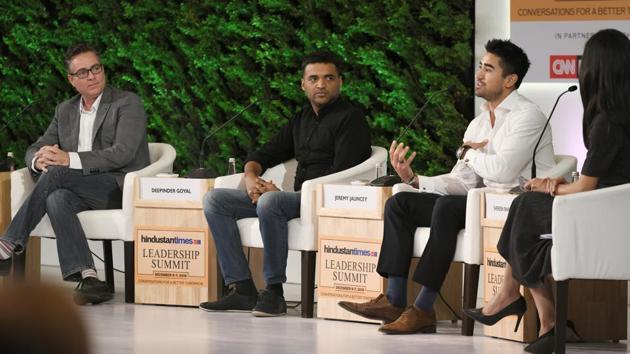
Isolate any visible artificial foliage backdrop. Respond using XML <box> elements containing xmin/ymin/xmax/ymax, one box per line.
<box><xmin>1</xmin><ymin>0</ymin><xmax>473</xmax><ymax>176</ymax></box>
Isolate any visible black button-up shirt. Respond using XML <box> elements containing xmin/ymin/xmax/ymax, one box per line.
<box><xmin>246</xmin><ymin>98</ymin><xmax>371</xmax><ymax>191</ymax></box>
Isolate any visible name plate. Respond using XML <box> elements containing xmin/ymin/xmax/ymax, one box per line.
<box><xmin>485</xmin><ymin>193</ymin><xmax>517</xmax><ymax>221</ymax></box>
<box><xmin>323</xmin><ymin>184</ymin><xmax>380</xmax><ymax>210</ymax></box>
<box><xmin>140</xmin><ymin>177</ymin><xmax>205</xmax><ymax>201</ymax></box>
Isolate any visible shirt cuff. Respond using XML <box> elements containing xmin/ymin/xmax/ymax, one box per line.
<box><xmin>30</xmin><ymin>157</ymin><xmax>40</xmax><ymax>173</ymax></box>
<box><xmin>69</xmin><ymin>152</ymin><xmax>82</xmax><ymax>170</ymax></box>
<box><xmin>463</xmin><ymin>148</ymin><xmax>480</xmax><ymax>164</ymax></box>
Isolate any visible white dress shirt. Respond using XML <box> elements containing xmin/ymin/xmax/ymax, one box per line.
<box><xmin>416</xmin><ymin>90</ymin><xmax>556</xmax><ymax>193</ymax></box>
<box><xmin>31</xmin><ymin>93</ymin><xmax>103</xmax><ymax>172</ymax></box>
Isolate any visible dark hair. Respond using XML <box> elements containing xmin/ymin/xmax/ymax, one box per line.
<box><xmin>64</xmin><ymin>43</ymin><xmax>100</xmax><ymax>72</ymax></box>
<box><xmin>301</xmin><ymin>51</ymin><xmax>343</xmax><ymax>76</ymax></box>
<box><xmin>484</xmin><ymin>39</ymin><xmax>530</xmax><ymax>88</ymax></box>
<box><xmin>579</xmin><ymin>28</ymin><xmax>630</xmax><ymax>147</ymax></box>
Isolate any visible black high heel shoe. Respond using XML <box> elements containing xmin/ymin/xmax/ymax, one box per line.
<box><xmin>463</xmin><ymin>296</ymin><xmax>527</xmax><ymax>332</ymax></box>
<box><xmin>524</xmin><ymin>327</ymin><xmax>554</xmax><ymax>354</ymax></box>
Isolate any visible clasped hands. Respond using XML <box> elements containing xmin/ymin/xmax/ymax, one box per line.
<box><xmin>525</xmin><ymin>177</ymin><xmax>566</xmax><ymax>196</ymax></box>
<box><xmin>244</xmin><ymin>174</ymin><xmax>279</xmax><ymax>203</ymax></box>
<box><xmin>34</xmin><ymin>144</ymin><xmax>70</xmax><ymax>172</ymax></box>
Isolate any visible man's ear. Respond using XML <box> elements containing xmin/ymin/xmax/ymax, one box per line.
<box><xmin>300</xmin><ymin>78</ymin><xmax>305</xmax><ymax>92</ymax></box>
<box><xmin>505</xmin><ymin>74</ymin><xmax>518</xmax><ymax>89</ymax></box>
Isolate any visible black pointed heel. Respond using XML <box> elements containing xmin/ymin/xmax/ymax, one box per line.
<box><xmin>524</xmin><ymin>327</ymin><xmax>554</xmax><ymax>354</ymax></box>
<box><xmin>463</xmin><ymin>296</ymin><xmax>527</xmax><ymax>332</ymax></box>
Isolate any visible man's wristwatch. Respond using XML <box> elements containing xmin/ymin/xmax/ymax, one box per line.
<box><xmin>456</xmin><ymin>144</ymin><xmax>472</xmax><ymax>160</ymax></box>
<box><xmin>403</xmin><ymin>175</ymin><xmax>417</xmax><ymax>186</ymax></box>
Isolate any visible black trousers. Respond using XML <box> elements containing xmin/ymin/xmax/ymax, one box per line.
<box><xmin>376</xmin><ymin>192</ymin><xmax>467</xmax><ymax>290</ymax></box>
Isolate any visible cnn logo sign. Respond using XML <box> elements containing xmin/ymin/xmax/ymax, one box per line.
<box><xmin>549</xmin><ymin>55</ymin><xmax>581</xmax><ymax>79</ymax></box>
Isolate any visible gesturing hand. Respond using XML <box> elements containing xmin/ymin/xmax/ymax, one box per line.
<box><xmin>389</xmin><ymin>140</ymin><xmax>416</xmax><ymax>182</ymax></box>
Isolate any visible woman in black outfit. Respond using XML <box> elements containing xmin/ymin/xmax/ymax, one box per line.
<box><xmin>464</xmin><ymin>28</ymin><xmax>630</xmax><ymax>354</ymax></box>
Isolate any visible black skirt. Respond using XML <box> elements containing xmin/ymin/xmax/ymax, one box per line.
<box><xmin>497</xmin><ymin>192</ymin><xmax>554</xmax><ymax>288</ymax></box>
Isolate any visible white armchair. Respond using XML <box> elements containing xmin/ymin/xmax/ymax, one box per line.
<box><xmin>550</xmin><ymin>182</ymin><xmax>630</xmax><ymax>354</ymax></box>
<box><xmin>392</xmin><ymin>154</ymin><xmax>577</xmax><ymax>336</ymax></box>
<box><xmin>11</xmin><ymin>142</ymin><xmax>176</xmax><ymax>302</ymax></box>
<box><xmin>213</xmin><ymin>146</ymin><xmax>388</xmax><ymax>318</ymax></box>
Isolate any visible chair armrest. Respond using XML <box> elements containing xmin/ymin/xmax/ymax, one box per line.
<box><xmin>214</xmin><ymin>173</ymin><xmax>246</xmax><ymax>190</ymax></box>
<box><xmin>10</xmin><ymin>168</ymin><xmax>35</xmax><ymax>217</ymax></box>
<box><xmin>551</xmin><ymin>183</ymin><xmax>630</xmax><ymax>281</ymax></box>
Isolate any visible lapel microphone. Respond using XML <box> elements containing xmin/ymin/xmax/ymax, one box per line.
<box><xmin>530</xmin><ymin>85</ymin><xmax>577</xmax><ymax>178</ymax></box>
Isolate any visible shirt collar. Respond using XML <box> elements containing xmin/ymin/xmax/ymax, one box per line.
<box><xmin>313</xmin><ymin>96</ymin><xmax>343</xmax><ymax>117</ymax></box>
<box><xmin>480</xmin><ymin>90</ymin><xmax>519</xmax><ymax>114</ymax></box>
<box><xmin>80</xmin><ymin>92</ymin><xmax>104</xmax><ymax>114</ymax></box>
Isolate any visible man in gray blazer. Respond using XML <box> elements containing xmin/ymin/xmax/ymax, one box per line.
<box><xmin>0</xmin><ymin>43</ymin><xmax>149</xmax><ymax>305</ymax></box>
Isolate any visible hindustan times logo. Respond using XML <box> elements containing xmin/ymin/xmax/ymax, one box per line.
<box><xmin>141</xmin><ymin>235</ymin><xmax>201</xmax><ymax>245</ymax></box>
<box><xmin>323</xmin><ymin>245</ymin><xmax>377</xmax><ymax>257</ymax></box>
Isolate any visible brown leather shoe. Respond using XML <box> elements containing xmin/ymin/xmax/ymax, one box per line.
<box><xmin>338</xmin><ymin>294</ymin><xmax>404</xmax><ymax>323</ymax></box>
<box><xmin>378</xmin><ymin>305</ymin><xmax>436</xmax><ymax>334</ymax></box>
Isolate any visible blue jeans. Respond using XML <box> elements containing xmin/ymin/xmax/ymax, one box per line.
<box><xmin>203</xmin><ymin>188</ymin><xmax>301</xmax><ymax>285</ymax></box>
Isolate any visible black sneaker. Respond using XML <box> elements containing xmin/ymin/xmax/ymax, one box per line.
<box><xmin>199</xmin><ymin>286</ymin><xmax>257</xmax><ymax>312</ymax></box>
<box><xmin>252</xmin><ymin>289</ymin><xmax>287</xmax><ymax>317</ymax></box>
<box><xmin>74</xmin><ymin>277</ymin><xmax>113</xmax><ymax>305</ymax></box>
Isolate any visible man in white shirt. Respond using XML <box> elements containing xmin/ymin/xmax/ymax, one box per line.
<box><xmin>339</xmin><ymin>39</ymin><xmax>556</xmax><ymax>334</ymax></box>
<box><xmin>0</xmin><ymin>43</ymin><xmax>149</xmax><ymax>305</ymax></box>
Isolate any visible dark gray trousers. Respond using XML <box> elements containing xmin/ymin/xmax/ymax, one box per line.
<box><xmin>3</xmin><ymin>166</ymin><xmax>121</xmax><ymax>280</ymax></box>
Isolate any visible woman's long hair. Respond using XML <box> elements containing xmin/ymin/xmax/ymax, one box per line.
<box><xmin>579</xmin><ymin>29</ymin><xmax>630</xmax><ymax>147</ymax></box>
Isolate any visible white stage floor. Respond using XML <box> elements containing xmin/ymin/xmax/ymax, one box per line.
<box><xmin>38</xmin><ymin>267</ymin><xmax>630</xmax><ymax>354</ymax></box>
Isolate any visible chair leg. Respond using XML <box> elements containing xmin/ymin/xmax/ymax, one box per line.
<box><xmin>124</xmin><ymin>241</ymin><xmax>135</xmax><ymax>303</ymax></box>
<box><xmin>554</xmin><ymin>280</ymin><xmax>569</xmax><ymax>354</ymax></box>
<box><xmin>301</xmin><ymin>250</ymin><xmax>316</xmax><ymax>318</ymax></box>
<box><xmin>102</xmin><ymin>240</ymin><xmax>114</xmax><ymax>292</ymax></box>
<box><xmin>12</xmin><ymin>251</ymin><xmax>27</xmax><ymax>281</ymax></box>
<box><xmin>462</xmin><ymin>263</ymin><xmax>480</xmax><ymax>336</ymax></box>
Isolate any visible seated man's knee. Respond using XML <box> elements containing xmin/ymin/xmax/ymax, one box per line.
<box><xmin>256</xmin><ymin>192</ymin><xmax>281</xmax><ymax>217</ymax></box>
<box><xmin>203</xmin><ymin>189</ymin><xmax>228</xmax><ymax>215</ymax></box>
<box><xmin>433</xmin><ymin>196</ymin><xmax>464</xmax><ymax>218</ymax></box>
<box><xmin>384</xmin><ymin>192</ymin><xmax>411</xmax><ymax>216</ymax></box>
<box><xmin>46</xmin><ymin>189</ymin><xmax>73</xmax><ymax>212</ymax></box>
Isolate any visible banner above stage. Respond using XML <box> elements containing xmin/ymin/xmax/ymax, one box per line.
<box><xmin>510</xmin><ymin>0</ymin><xmax>630</xmax><ymax>82</ymax></box>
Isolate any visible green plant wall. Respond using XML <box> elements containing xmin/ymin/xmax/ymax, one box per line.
<box><xmin>1</xmin><ymin>0</ymin><xmax>473</xmax><ymax>176</ymax></box>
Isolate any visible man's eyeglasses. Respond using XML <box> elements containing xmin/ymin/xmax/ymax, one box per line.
<box><xmin>69</xmin><ymin>64</ymin><xmax>103</xmax><ymax>79</ymax></box>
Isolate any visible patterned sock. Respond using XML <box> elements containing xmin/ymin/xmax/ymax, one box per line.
<box><xmin>81</xmin><ymin>268</ymin><xmax>98</xmax><ymax>279</ymax></box>
<box><xmin>385</xmin><ymin>275</ymin><xmax>407</xmax><ymax>308</ymax></box>
<box><xmin>0</xmin><ymin>239</ymin><xmax>15</xmax><ymax>260</ymax></box>
<box><xmin>414</xmin><ymin>285</ymin><xmax>438</xmax><ymax>312</ymax></box>
<box><xmin>266</xmin><ymin>283</ymin><xmax>284</xmax><ymax>297</ymax></box>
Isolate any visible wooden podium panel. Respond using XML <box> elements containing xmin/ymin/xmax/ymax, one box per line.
<box><xmin>0</xmin><ymin>171</ymin><xmax>40</xmax><ymax>285</ymax></box>
<box><xmin>134</xmin><ymin>178</ymin><xmax>219</xmax><ymax>306</ymax></box>
<box><xmin>480</xmin><ymin>192</ymin><xmax>627</xmax><ymax>343</ymax></box>
<box><xmin>316</xmin><ymin>184</ymin><xmax>462</xmax><ymax>323</ymax></box>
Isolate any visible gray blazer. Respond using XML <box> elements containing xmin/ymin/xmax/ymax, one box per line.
<box><xmin>26</xmin><ymin>86</ymin><xmax>150</xmax><ymax>188</ymax></box>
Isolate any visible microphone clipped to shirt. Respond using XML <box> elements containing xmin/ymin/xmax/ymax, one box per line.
<box><xmin>369</xmin><ymin>86</ymin><xmax>455</xmax><ymax>186</ymax></box>
<box><xmin>187</xmin><ymin>97</ymin><xmax>268</xmax><ymax>178</ymax></box>
<box><xmin>530</xmin><ymin>85</ymin><xmax>577</xmax><ymax>179</ymax></box>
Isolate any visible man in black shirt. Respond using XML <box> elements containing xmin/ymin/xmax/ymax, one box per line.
<box><xmin>200</xmin><ymin>51</ymin><xmax>371</xmax><ymax>316</ymax></box>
